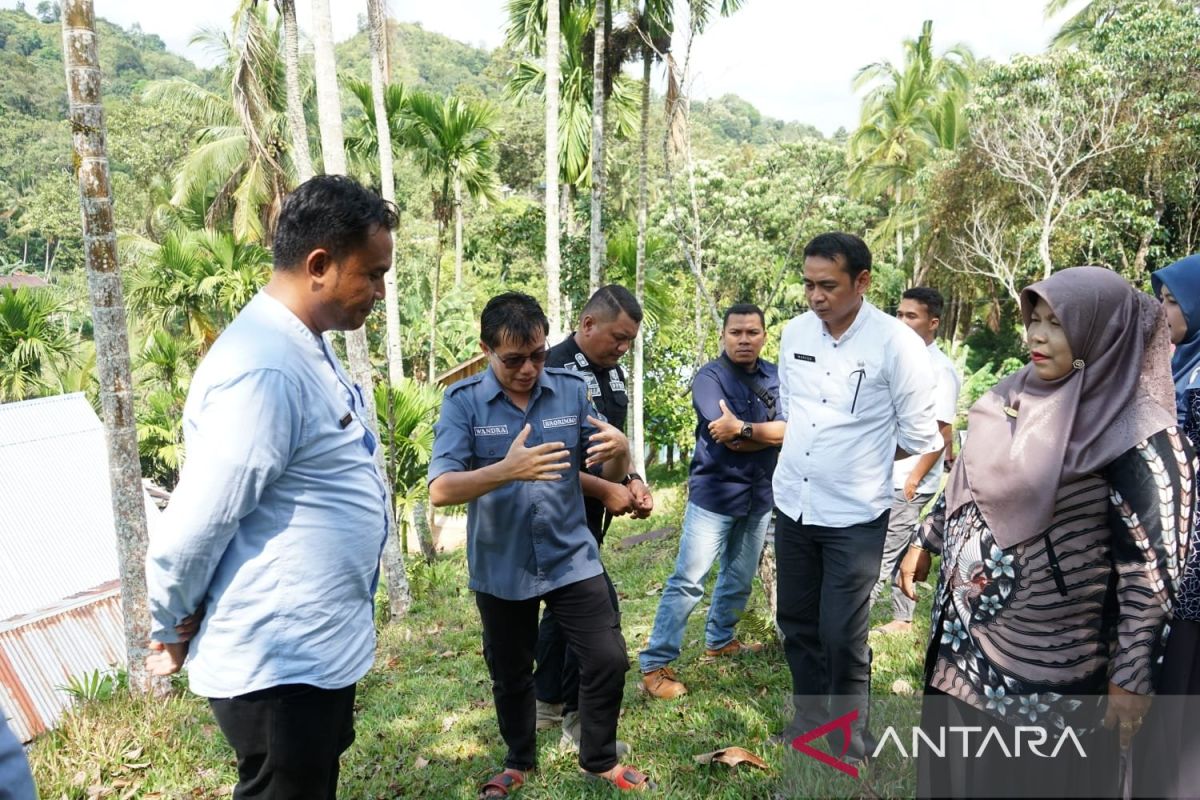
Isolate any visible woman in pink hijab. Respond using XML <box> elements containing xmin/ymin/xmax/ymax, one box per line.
<box><xmin>899</xmin><ymin>267</ymin><xmax>1192</xmax><ymax>798</ymax></box>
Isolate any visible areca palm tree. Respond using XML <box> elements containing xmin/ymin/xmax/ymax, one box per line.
<box><xmin>0</xmin><ymin>286</ymin><xmax>81</xmax><ymax>401</ymax></box>
<box><xmin>273</xmin><ymin>0</ymin><xmax>313</xmax><ymax>181</ymax></box>
<box><xmin>375</xmin><ymin>379</ymin><xmax>443</xmax><ymax>563</ymax></box>
<box><xmin>401</xmin><ymin>90</ymin><xmax>499</xmax><ymax>380</ymax></box>
<box><xmin>142</xmin><ymin>3</ymin><xmax>294</xmax><ymax>243</ymax></box>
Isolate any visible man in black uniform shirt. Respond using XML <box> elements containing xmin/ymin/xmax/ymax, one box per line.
<box><xmin>535</xmin><ymin>285</ymin><xmax>654</xmax><ymax>749</ymax></box>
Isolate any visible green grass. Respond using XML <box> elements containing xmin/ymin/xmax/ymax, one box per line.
<box><xmin>28</xmin><ymin>464</ymin><xmax>934</xmax><ymax>799</ymax></box>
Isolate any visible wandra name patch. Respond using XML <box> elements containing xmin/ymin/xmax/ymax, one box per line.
<box><xmin>542</xmin><ymin>416</ymin><xmax>578</xmax><ymax>429</ymax></box>
<box><xmin>474</xmin><ymin>425</ymin><xmax>510</xmax><ymax>436</ymax></box>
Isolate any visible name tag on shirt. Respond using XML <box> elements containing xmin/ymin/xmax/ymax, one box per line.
<box><xmin>474</xmin><ymin>425</ymin><xmax>510</xmax><ymax>436</ymax></box>
<box><xmin>794</xmin><ymin>353</ymin><xmax>816</xmax><ymax>363</ymax></box>
<box><xmin>542</xmin><ymin>415</ymin><xmax>578</xmax><ymax>429</ymax></box>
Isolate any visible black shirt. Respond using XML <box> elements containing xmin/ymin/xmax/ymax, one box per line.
<box><xmin>547</xmin><ymin>333</ymin><xmax>630</xmax><ymax>541</ymax></box>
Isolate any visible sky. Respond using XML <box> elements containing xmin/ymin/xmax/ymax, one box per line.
<box><xmin>4</xmin><ymin>0</ymin><xmax>1081</xmax><ymax>134</ymax></box>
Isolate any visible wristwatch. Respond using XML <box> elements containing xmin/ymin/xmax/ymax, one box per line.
<box><xmin>738</xmin><ymin>421</ymin><xmax>753</xmax><ymax>440</ymax></box>
<box><xmin>621</xmin><ymin>472</ymin><xmax>643</xmax><ymax>486</ymax></box>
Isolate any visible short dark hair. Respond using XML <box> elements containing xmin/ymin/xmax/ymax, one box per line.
<box><xmin>481</xmin><ymin>292</ymin><xmax>549</xmax><ymax>348</ymax></box>
<box><xmin>273</xmin><ymin>175</ymin><xmax>399</xmax><ymax>270</ymax></box>
<box><xmin>723</xmin><ymin>303</ymin><xmax>765</xmax><ymax>329</ymax></box>
<box><xmin>902</xmin><ymin>287</ymin><xmax>945</xmax><ymax>320</ymax></box>
<box><xmin>803</xmin><ymin>232</ymin><xmax>872</xmax><ymax>279</ymax></box>
<box><xmin>581</xmin><ymin>284</ymin><xmax>644</xmax><ymax>324</ymax></box>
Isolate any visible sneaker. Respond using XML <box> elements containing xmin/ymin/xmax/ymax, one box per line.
<box><xmin>641</xmin><ymin>667</ymin><xmax>687</xmax><ymax>699</ymax></box>
<box><xmin>536</xmin><ymin>700</ymin><xmax>564</xmax><ymax>731</ymax></box>
<box><xmin>559</xmin><ymin>710</ymin><xmax>631</xmax><ymax>756</ymax></box>
<box><xmin>704</xmin><ymin>639</ymin><xmax>764</xmax><ymax>658</ymax></box>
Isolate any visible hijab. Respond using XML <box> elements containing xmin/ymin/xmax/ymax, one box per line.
<box><xmin>948</xmin><ymin>266</ymin><xmax>1176</xmax><ymax>550</ymax></box>
<box><xmin>1150</xmin><ymin>254</ymin><xmax>1200</xmax><ymax>422</ymax></box>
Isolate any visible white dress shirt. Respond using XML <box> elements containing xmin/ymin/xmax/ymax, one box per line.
<box><xmin>893</xmin><ymin>341</ymin><xmax>961</xmax><ymax>495</ymax></box>
<box><xmin>146</xmin><ymin>292</ymin><xmax>389</xmax><ymax>698</ymax></box>
<box><xmin>773</xmin><ymin>300</ymin><xmax>943</xmax><ymax>527</ymax></box>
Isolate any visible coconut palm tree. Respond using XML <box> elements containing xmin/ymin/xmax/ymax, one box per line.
<box><xmin>849</xmin><ymin>20</ymin><xmax>973</xmax><ymax>275</ymax></box>
<box><xmin>1045</xmin><ymin>0</ymin><xmax>1176</xmax><ymax>48</ymax></box>
<box><xmin>274</xmin><ymin>0</ymin><xmax>314</xmax><ymax>181</ymax></box>
<box><xmin>0</xmin><ymin>286</ymin><xmax>81</xmax><ymax>401</ymax></box>
<box><xmin>401</xmin><ymin>90</ymin><xmax>499</xmax><ymax>381</ymax></box>
<box><xmin>142</xmin><ymin>3</ymin><xmax>293</xmax><ymax>243</ymax></box>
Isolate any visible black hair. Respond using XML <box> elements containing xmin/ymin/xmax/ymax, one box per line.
<box><xmin>581</xmin><ymin>284</ymin><xmax>644</xmax><ymax>324</ymax></box>
<box><xmin>481</xmin><ymin>292</ymin><xmax>550</xmax><ymax>348</ymax></box>
<box><xmin>803</xmin><ymin>232</ymin><xmax>872</xmax><ymax>279</ymax></box>
<box><xmin>902</xmin><ymin>287</ymin><xmax>945</xmax><ymax>320</ymax></box>
<box><xmin>723</xmin><ymin>303</ymin><xmax>765</xmax><ymax>328</ymax></box>
<box><xmin>272</xmin><ymin>175</ymin><xmax>399</xmax><ymax>270</ymax></box>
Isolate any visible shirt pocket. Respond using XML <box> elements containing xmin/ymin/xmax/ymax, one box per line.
<box><xmin>471</xmin><ymin>434</ymin><xmax>514</xmax><ymax>467</ymax></box>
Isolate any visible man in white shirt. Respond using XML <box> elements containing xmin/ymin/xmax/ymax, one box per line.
<box><xmin>871</xmin><ymin>287</ymin><xmax>961</xmax><ymax>636</ymax></box>
<box><xmin>771</xmin><ymin>233</ymin><xmax>942</xmax><ymax>760</ymax></box>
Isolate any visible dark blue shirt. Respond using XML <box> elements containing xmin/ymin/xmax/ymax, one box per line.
<box><xmin>688</xmin><ymin>356</ymin><xmax>783</xmax><ymax>518</ymax></box>
<box><xmin>428</xmin><ymin>366</ymin><xmax>605</xmax><ymax>601</ymax></box>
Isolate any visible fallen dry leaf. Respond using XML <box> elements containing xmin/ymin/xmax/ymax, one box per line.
<box><xmin>891</xmin><ymin>678</ymin><xmax>915</xmax><ymax>696</ymax></box>
<box><xmin>441</xmin><ymin>714</ymin><xmax>458</xmax><ymax>732</ymax></box>
<box><xmin>122</xmin><ymin>747</ymin><xmax>143</xmax><ymax>760</ymax></box>
<box><xmin>414</xmin><ymin>756</ymin><xmax>430</xmax><ymax>770</ymax></box>
<box><xmin>694</xmin><ymin>746</ymin><xmax>769</xmax><ymax>770</ymax></box>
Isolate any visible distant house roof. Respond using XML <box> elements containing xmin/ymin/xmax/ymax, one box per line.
<box><xmin>0</xmin><ymin>393</ymin><xmax>162</xmax><ymax>741</ymax></box>
<box><xmin>0</xmin><ymin>274</ymin><xmax>48</xmax><ymax>290</ymax></box>
<box><xmin>435</xmin><ymin>352</ymin><xmax>487</xmax><ymax>388</ymax></box>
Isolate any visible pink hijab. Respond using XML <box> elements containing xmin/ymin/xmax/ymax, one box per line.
<box><xmin>948</xmin><ymin>267</ymin><xmax>1176</xmax><ymax>549</ymax></box>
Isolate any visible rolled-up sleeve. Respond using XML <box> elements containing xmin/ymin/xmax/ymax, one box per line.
<box><xmin>933</xmin><ymin>361</ymin><xmax>959</xmax><ymax>426</ymax></box>
<box><xmin>428</xmin><ymin>391</ymin><xmax>472</xmax><ymax>483</ymax></box>
<box><xmin>889</xmin><ymin>332</ymin><xmax>942</xmax><ymax>457</ymax></box>
<box><xmin>146</xmin><ymin>369</ymin><xmax>301</xmax><ymax>643</ymax></box>
<box><xmin>691</xmin><ymin>369</ymin><xmax>725</xmax><ymax>424</ymax></box>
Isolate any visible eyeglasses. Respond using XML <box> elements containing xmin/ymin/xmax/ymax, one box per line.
<box><xmin>491</xmin><ymin>347</ymin><xmax>549</xmax><ymax>369</ymax></box>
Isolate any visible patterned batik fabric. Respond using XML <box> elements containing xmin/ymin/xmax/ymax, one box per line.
<box><xmin>923</xmin><ymin>429</ymin><xmax>1192</xmax><ymax>729</ymax></box>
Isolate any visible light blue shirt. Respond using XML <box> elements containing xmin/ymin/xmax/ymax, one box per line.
<box><xmin>147</xmin><ymin>292</ymin><xmax>388</xmax><ymax>698</ymax></box>
<box><xmin>428</xmin><ymin>367</ymin><xmax>605</xmax><ymax>601</ymax></box>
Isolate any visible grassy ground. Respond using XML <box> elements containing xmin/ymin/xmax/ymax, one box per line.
<box><xmin>28</xmin><ymin>465</ymin><xmax>934</xmax><ymax>799</ymax></box>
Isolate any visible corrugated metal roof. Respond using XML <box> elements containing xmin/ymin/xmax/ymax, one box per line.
<box><xmin>0</xmin><ymin>274</ymin><xmax>48</xmax><ymax>289</ymax></box>
<box><xmin>0</xmin><ymin>585</ymin><xmax>125</xmax><ymax>742</ymax></box>
<box><xmin>0</xmin><ymin>393</ymin><xmax>161</xmax><ymax>621</ymax></box>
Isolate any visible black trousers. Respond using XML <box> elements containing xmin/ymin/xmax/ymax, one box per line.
<box><xmin>208</xmin><ymin>683</ymin><xmax>356</xmax><ymax>800</ymax></box>
<box><xmin>533</xmin><ymin>570</ymin><xmax>620</xmax><ymax>712</ymax></box>
<box><xmin>775</xmin><ymin>509</ymin><xmax>888</xmax><ymax>756</ymax></box>
<box><xmin>476</xmin><ymin>573</ymin><xmax>629</xmax><ymax>773</ymax></box>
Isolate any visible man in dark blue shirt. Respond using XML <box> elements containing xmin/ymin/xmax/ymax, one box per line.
<box><xmin>429</xmin><ymin>292</ymin><xmax>653</xmax><ymax>794</ymax></box>
<box><xmin>638</xmin><ymin>304</ymin><xmax>785</xmax><ymax>699</ymax></box>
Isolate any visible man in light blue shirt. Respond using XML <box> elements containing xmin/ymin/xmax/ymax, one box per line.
<box><xmin>145</xmin><ymin>176</ymin><xmax>397</xmax><ymax>799</ymax></box>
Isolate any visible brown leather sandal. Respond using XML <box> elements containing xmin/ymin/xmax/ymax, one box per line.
<box><xmin>583</xmin><ymin>763</ymin><xmax>656</xmax><ymax>791</ymax></box>
<box><xmin>478</xmin><ymin>767</ymin><xmax>528</xmax><ymax>798</ymax></box>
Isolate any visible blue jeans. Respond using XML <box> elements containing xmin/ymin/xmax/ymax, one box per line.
<box><xmin>638</xmin><ymin>502</ymin><xmax>770</xmax><ymax>673</ymax></box>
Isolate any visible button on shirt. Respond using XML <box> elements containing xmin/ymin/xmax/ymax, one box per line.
<box><xmin>774</xmin><ymin>301</ymin><xmax>942</xmax><ymax>527</ymax></box>
<box><xmin>428</xmin><ymin>367</ymin><xmax>605</xmax><ymax>601</ymax></box>
<box><xmin>893</xmin><ymin>342</ymin><xmax>961</xmax><ymax>496</ymax></box>
<box><xmin>547</xmin><ymin>334</ymin><xmax>629</xmax><ymax>538</ymax></box>
<box><xmin>146</xmin><ymin>292</ymin><xmax>389</xmax><ymax>699</ymax></box>
<box><xmin>689</xmin><ymin>357</ymin><xmax>784</xmax><ymax>518</ymax></box>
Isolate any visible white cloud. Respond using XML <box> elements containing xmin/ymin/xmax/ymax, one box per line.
<box><xmin>3</xmin><ymin>0</ymin><xmax>1080</xmax><ymax>133</ymax></box>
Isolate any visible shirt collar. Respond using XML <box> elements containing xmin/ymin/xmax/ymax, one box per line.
<box><xmin>255</xmin><ymin>291</ymin><xmax>324</xmax><ymax>351</ymax></box>
<box><xmin>479</xmin><ymin>365</ymin><xmax>558</xmax><ymax>404</ymax></box>
<box><xmin>824</xmin><ymin>299</ymin><xmax>874</xmax><ymax>343</ymax></box>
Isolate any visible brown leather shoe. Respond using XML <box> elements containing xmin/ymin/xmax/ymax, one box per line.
<box><xmin>641</xmin><ymin>667</ymin><xmax>687</xmax><ymax>699</ymax></box>
<box><xmin>704</xmin><ymin>639</ymin><xmax>764</xmax><ymax>658</ymax></box>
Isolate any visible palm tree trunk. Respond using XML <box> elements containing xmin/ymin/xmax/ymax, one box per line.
<box><xmin>278</xmin><ymin>0</ymin><xmax>313</xmax><ymax>181</ymax></box>
<box><xmin>588</xmin><ymin>0</ymin><xmax>607</xmax><ymax>295</ymax></box>
<box><xmin>428</xmin><ymin>224</ymin><xmax>444</xmax><ymax>383</ymax></box>
<box><xmin>367</xmin><ymin>0</ymin><xmax>405</xmax><ymax>385</ymax></box>
<box><xmin>544</xmin><ymin>0</ymin><xmax>563</xmax><ymax>340</ymax></box>
<box><xmin>61</xmin><ymin>0</ymin><xmax>163</xmax><ymax>696</ymax></box>
<box><xmin>454</xmin><ymin>175</ymin><xmax>464</xmax><ymax>288</ymax></box>
<box><xmin>631</xmin><ymin>46</ymin><xmax>651</xmax><ymax>477</ymax></box>
<box><xmin>312</xmin><ymin>0</ymin><xmax>410</xmax><ymax>614</ymax></box>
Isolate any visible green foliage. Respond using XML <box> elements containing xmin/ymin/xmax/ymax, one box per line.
<box><xmin>60</xmin><ymin>668</ymin><xmax>127</xmax><ymax>704</ymax></box>
<box><xmin>0</xmin><ymin>285</ymin><xmax>81</xmax><ymax>402</ymax></box>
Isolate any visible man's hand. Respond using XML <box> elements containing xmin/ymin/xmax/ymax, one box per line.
<box><xmin>502</xmin><ymin>424</ymin><xmax>571</xmax><ymax>481</ymax></box>
<box><xmin>1103</xmin><ymin>682</ymin><xmax>1151</xmax><ymax>748</ymax></box>
<box><xmin>708</xmin><ymin>399</ymin><xmax>743</xmax><ymax>444</ymax></box>
<box><xmin>586</xmin><ymin>416</ymin><xmax>630</xmax><ymax>468</ymax></box>
<box><xmin>898</xmin><ymin>546</ymin><xmax>932</xmax><ymax>601</ymax></box>
<box><xmin>629</xmin><ymin>479</ymin><xmax>654</xmax><ymax>519</ymax></box>
<box><xmin>601</xmin><ymin>482</ymin><xmax>636</xmax><ymax>516</ymax></box>
<box><xmin>175</xmin><ymin>609</ymin><xmax>203</xmax><ymax>642</ymax></box>
<box><xmin>146</xmin><ymin>640</ymin><xmax>189</xmax><ymax>676</ymax></box>
<box><xmin>903</xmin><ymin>474</ymin><xmax>920</xmax><ymax>502</ymax></box>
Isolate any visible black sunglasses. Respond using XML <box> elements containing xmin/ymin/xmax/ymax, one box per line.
<box><xmin>492</xmin><ymin>348</ymin><xmax>549</xmax><ymax>369</ymax></box>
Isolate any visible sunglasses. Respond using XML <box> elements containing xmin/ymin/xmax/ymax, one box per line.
<box><xmin>491</xmin><ymin>348</ymin><xmax>549</xmax><ymax>369</ymax></box>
